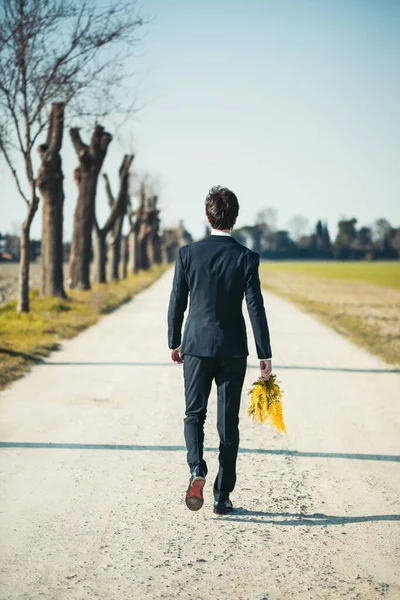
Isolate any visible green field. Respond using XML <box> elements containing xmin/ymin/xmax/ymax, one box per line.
<box><xmin>262</xmin><ymin>261</ymin><xmax>400</xmax><ymax>289</ymax></box>
<box><xmin>259</xmin><ymin>261</ymin><xmax>400</xmax><ymax>366</ymax></box>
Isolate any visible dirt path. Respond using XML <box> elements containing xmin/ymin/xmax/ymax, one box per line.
<box><xmin>0</xmin><ymin>268</ymin><xmax>399</xmax><ymax>600</ymax></box>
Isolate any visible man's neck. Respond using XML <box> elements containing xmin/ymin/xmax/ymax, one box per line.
<box><xmin>211</xmin><ymin>227</ymin><xmax>232</xmax><ymax>236</ymax></box>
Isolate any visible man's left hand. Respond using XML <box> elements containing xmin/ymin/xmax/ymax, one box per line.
<box><xmin>171</xmin><ymin>347</ymin><xmax>184</xmax><ymax>364</ymax></box>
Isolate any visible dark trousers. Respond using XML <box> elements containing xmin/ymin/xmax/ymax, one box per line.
<box><xmin>182</xmin><ymin>354</ymin><xmax>247</xmax><ymax>501</ymax></box>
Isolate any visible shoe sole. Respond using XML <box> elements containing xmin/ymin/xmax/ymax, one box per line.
<box><xmin>213</xmin><ymin>507</ymin><xmax>233</xmax><ymax>515</ymax></box>
<box><xmin>185</xmin><ymin>477</ymin><xmax>205</xmax><ymax>511</ymax></box>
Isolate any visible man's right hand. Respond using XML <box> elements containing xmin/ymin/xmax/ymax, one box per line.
<box><xmin>260</xmin><ymin>359</ymin><xmax>272</xmax><ymax>380</ymax></box>
<box><xmin>171</xmin><ymin>347</ymin><xmax>184</xmax><ymax>364</ymax></box>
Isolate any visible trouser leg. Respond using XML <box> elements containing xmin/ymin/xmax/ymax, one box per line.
<box><xmin>213</xmin><ymin>356</ymin><xmax>247</xmax><ymax>501</ymax></box>
<box><xmin>183</xmin><ymin>354</ymin><xmax>214</xmax><ymax>476</ymax></box>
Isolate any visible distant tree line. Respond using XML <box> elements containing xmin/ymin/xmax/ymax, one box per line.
<box><xmin>232</xmin><ymin>210</ymin><xmax>400</xmax><ymax>260</ymax></box>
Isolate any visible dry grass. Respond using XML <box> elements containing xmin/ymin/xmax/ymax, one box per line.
<box><xmin>0</xmin><ymin>265</ymin><xmax>168</xmax><ymax>390</ymax></box>
<box><xmin>260</xmin><ymin>262</ymin><xmax>400</xmax><ymax>367</ymax></box>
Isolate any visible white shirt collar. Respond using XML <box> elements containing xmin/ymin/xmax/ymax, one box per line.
<box><xmin>210</xmin><ymin>228</ymin><xmax>231</xmax><ymax>237</ymax></box>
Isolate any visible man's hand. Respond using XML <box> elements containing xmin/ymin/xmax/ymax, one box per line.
<box><xmin>260</xmin><ymin>359</ymin><xmax>272</xmax><ymax>380</ymax></box>
<box><xmin>171</xmin><ymin>347</ymin><xmax>184</xmax><ymax>364</ymax></box>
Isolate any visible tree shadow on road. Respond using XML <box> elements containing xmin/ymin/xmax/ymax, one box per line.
<box><xmin>37</xmin><ymin>360</ymin><xmax>400</xmax><ymax>374</ymax></box>
<box><xmin>216</xmin><ymin>509</ymin><xmax>400</xmax><ymax>526</ymax></box>
<box><xmin>0</xmin><ymin>442</ymin><xmax>399</xmax><ymax>462</ymax></box>
<box><xmin>249</xmin><ymin>364</ymin><xmax>400</xmax><ymax>374</ymax></box>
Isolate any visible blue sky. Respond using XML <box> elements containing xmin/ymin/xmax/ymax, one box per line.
<box><xmin>1</xmin><ymin>0</ymin><xmax>399</xmax><ymax>241</ymax></box>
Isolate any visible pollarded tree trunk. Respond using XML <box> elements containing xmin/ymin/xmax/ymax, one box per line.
<box><xmin>154</xmin><ymin>235</ymin><xmax>162</xmax><ymax>263</ymax></box>
<box><xmin>128</xmin><ymin>182</ymin><xmax>146</xmax><ymax>274</ymax></box>
<box><xmin>69</xmin><ymin>167</ymin><xmax>96</xmax><ymax>289</ymax></box>
<box><xmin>149</xmin><ymin>217</ymin><xmax>162</xmax><ymax>265</ymax></box>
<box><xmin>147</xmin><ymin>232</ymin><xmax>155</xmax><ymax>266</ymax></box>
<box><xmin>152</xmin><ymin>197</ymin><xmax>162</xmax><ymax>265</ymax></box>
<box><xmin>128</xmin><ymin>224</ymin><xmax>140</xmax><ymax>274</ymax></box>
<box><xmin>130</xmin><ymin>183</ymin><xmax>151</xmax><ymax>272</ymax></box>
<box><xmin>68</xmin><ymin>125</ymin><xmax>112</xmax><ymax>290</ymax></box>
<box><xmin>18</xmin><ymin>227</ymin><xmax>30</xmax><ymax>313</ymax></box>
<box><xmin>93</xmin><ymin>154</ymin><xmax>134</xmax><ymax>283</ymax></box>
<box><xmin>109</xmin><ymin>213</ymin><xmax>124</xmax><ymax>281</ymax></box>
<box><xmin>106</xmin><ymin>155</ymin><xmax>133</xmax><ymax>281</ymax></box>
<box><xmin>17</xmin><ymin>196</ymin><xmax>39</xmax><ymax>313</ymax></box>
<box><xmin>149</xmin><ymin>233</ymin><xmax>163</xmax><ymax>265</ymax></box>
<box><xmin>146</xmin><ymin>195</ymin><xmax>159</xmax><ymax>267</ymax></box>
<box><xmin>94</xmin><ymin>230</ymin><xmax>107</xmax><ymax>284</ymax></box>
<box><xmin>138</xmin><ymin>228</ymin><xmax>150</xmax><ymax>270</ymax></box>
<box><xmin>120</xmin><ymin>235</ymin><xmax>128</xmax><ymax>279</ymax></box>
<box><xmin>137</xmin><ymin>205</ymin><xmax>152</xmax><ymax>271</ymax></box>
<box><xmin>37</xmin><ymin>102</ymin><xmax>67</xmax><ymax>299</ymax></box>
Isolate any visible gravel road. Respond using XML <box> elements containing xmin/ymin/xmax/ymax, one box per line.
<box><xmin>0</xmin><ymin>267</ymin><xmax>399</xmax><ymax>600</ymax></box>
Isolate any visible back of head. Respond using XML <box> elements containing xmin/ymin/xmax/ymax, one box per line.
<box><xmin>205</xmin><ymin>186</ymin><xmax>239</xmax><ymax>230</ymax></box>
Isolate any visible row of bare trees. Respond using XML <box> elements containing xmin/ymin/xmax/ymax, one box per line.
<box><xmin>36</xmin><ymin>101</ymin><xmax>163</xmax><ymax>306</ymax></box>
<box><xmin>6</xmin><ymin>94</ymin><xmax>164</xmax><ymax>310</ymax></box>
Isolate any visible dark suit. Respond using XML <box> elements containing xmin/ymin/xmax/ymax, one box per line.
<box><xmin>167</xmin><ymin>233</ymin><xmax>272</xmax><ymax>501</ymax></box>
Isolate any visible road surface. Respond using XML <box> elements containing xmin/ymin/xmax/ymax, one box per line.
<box><xmin>1</xmin><ymin>267</ymin><xmax>399</xmax><ymax>600</ymax></box>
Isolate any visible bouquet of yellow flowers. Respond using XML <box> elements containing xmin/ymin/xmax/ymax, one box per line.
<box><xmin>247</xmin><ymin>373</ymin><xmax>286</xmax><ymax>433</ymax></box>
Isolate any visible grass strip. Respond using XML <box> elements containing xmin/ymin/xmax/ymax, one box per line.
<box><xmin>0</xmin><ymin>264</ymin><xmax>168</xmax><ymax>390</ymax></box>
<box><xmin>262</xmin><ymin>261</ymin><xmax>400</xmax><ymax>289</ymax></box>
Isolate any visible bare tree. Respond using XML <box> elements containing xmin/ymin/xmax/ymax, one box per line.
<box><xmin>147</xmin><ymin>195</ymin><xmax>162</xmax><ymax>265</ymax></box>
<box><xmin>137</xmin><ymin>191</ymin><xmax>153</xmax><ymax>272</ymax></box>
<box><xmin>253</xmin><ymin>208</ymin><xmax>278</xmax><ymax>253</ymax></box>
<box><xmin>119</xmin><ymin>235</ymin><xmax>129</xmax><ymax>279</ymax></box>
<box><xmin>132</xmin><ymin>170</ymin><xmax>162</xmax><ymax>199</ymax></box>
<box><xmin>391</xmin><ymin>228</ymin><xmax>400</xmax><ymax>259</ymax></box>
<box><xmin>128</xmin><ymin>183</ymin><xmax>145</xmax><ymax>274</ymax></box>
<box><xmin>37</xmin><ymin>102</ymin><xmax>66</xmax><ymax>299</ymax></box>
<box><xmin>109</xmin><ymin>214</ymin><xmax>125</xmax><ymax>281</ymax></box>
<box><xmin>69</xmin><ymin>125</ymin><xmax>112</xmax><ymax>288</ymax></box>
<box><xmin>0</xmin><ymin>0</ymin><xmax>145</xmax><ymax>311</ymax></box>
<box><xmin>373</xmin><ymin>218</ymin><xmax>392</xmax><ymax>251</ymax></box>
<box><xmin>255</xmin><ymin>208</ymin><xmax>278</xmax><ymax>231</ymax></box>
<box><xmin>287</xmin><ymin>214</ymin><xmax>310</xmax><ymax>242</ymax></box>
<box><xmin>108</xmin><ymin>166</ymin><xmax>131</xmax><ymax>282</ymax></box>
<box><xmin>108</xmin><ymin>204</ymin><xmax>125</xmax><ymax>282</ymax></box>
<box><xmin>93</xmin><ymin>154</ymin><xmax>133</xmax><ymax>283</ymax></box>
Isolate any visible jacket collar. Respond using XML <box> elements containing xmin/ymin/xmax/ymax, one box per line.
<box><xmin>204</xmin><ymin>234</ymin><xmax>236</xmax><ymax>242</ymax></box>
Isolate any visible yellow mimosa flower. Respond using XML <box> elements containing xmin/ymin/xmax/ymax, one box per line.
<box><xmin>247</xmin><ymin>374</ymin><xmax>286</xmax><ymax>433</ymax></box>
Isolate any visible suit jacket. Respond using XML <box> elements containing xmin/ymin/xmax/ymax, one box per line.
<box><xmin>167</xmin><ymin>234</ymin><xmax>272</xmax><ymax>359</ymax></box>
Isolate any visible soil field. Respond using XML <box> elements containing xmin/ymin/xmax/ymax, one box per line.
<box><xmin>260</xmin><ymin>261</ymin><xmax>400</xmax><ymax>367</ymax></box>
<box><xmin>0</xmin><ymin>262</ymin><xmax>41</xmax><ymax>306</ymax></box>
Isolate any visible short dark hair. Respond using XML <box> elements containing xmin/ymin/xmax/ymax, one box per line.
<box><xmin>205</xmin><ymin>186</ymin><xmax>239</xmax><ymax>230</ymax></box>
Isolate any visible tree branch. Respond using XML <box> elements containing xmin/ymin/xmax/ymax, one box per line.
<box><xmin>23</xmin><ymin>195</ymin><xmax>40</xmax><ymax>231</ymax></box>
<box><xmin>70</xmin><ymin>127</ymin><xmax>89</xmax><ymax>159</ymax></box>
<box><xmin>0</xmin><ymin>135</ymin><xmax>29</xmax><ymax>205</ymax></box>
<box><xmin>102</xmin><ymin>154</ymin><xmax>134</xmax><ymax>234</ymax></box>
<box><xmin>93</xmin><ymin>215</ymin><xmax>100</xmax><ymax>236</ymax></box>
<box><xmin>47</xmin><ymin>102</ymin><xmax>65</xmax><ymax>155</ymax></box>
<box><xmin>103</xmin><ymin>173</ymin><xmax>115</xmax><ymax>209</ymax></box>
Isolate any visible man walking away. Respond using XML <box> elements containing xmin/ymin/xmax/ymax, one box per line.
<box><xmin>167</xmin><ymin>186</ymin><xmax>272</xmax><ymax>515</ymax></box>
